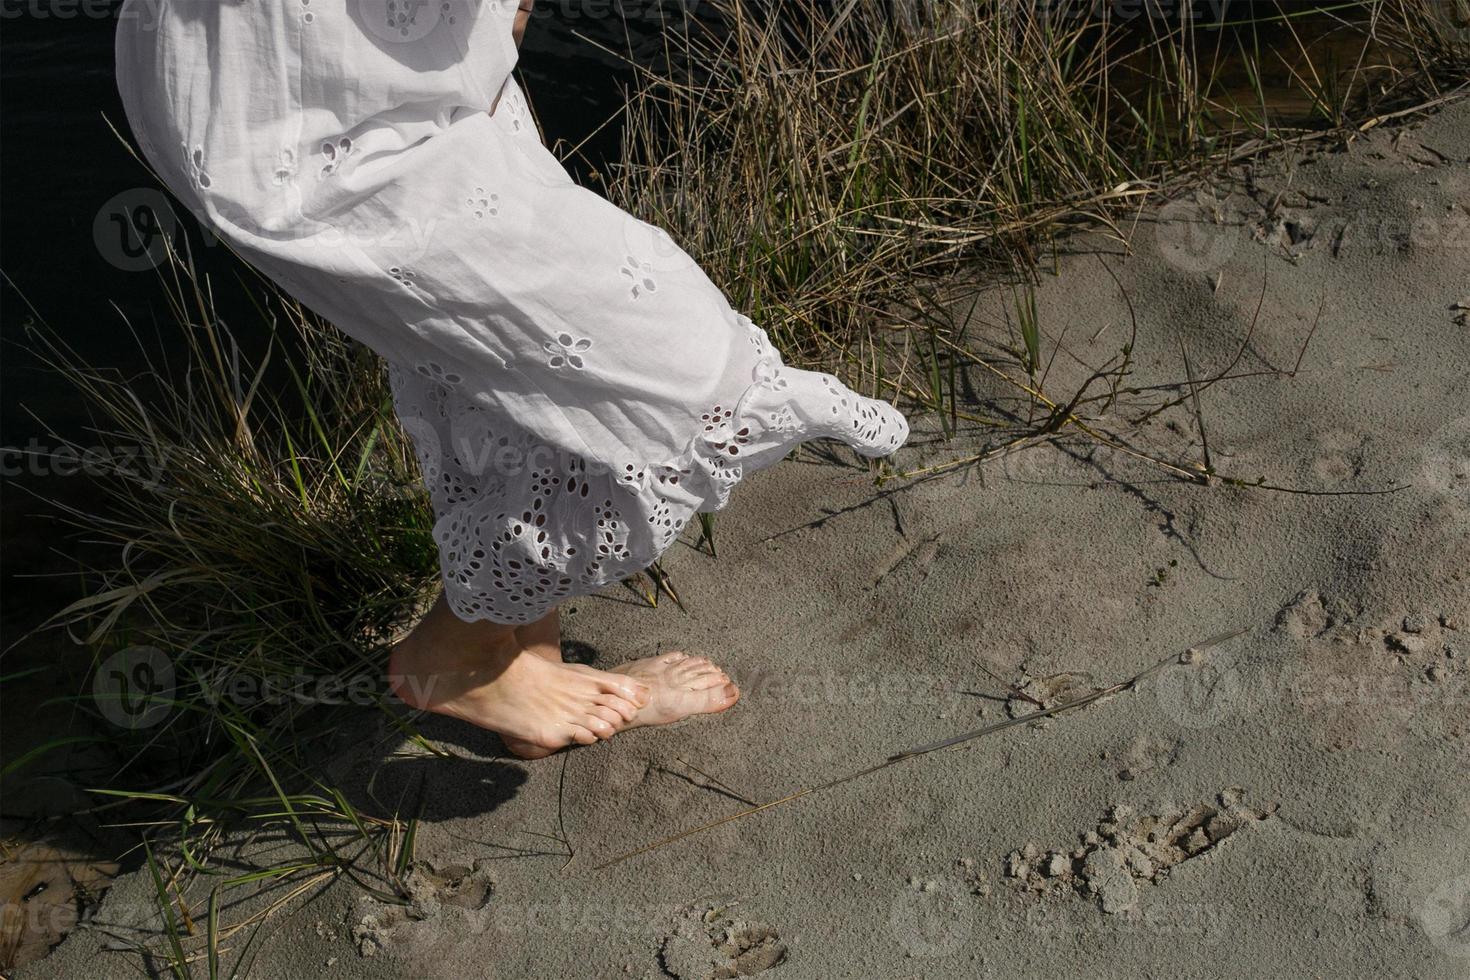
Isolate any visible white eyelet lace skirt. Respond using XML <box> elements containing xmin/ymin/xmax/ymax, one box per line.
<box><xmin>115</xmin><ymin>0</ymin><xmax>908</xmax><ymax>623</ymax></box>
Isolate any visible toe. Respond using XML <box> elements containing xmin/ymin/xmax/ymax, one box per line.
<box><xmin>588</xmin><ymin>704</ymin><xmax>624</xmax><ymax>731</ymax></box>
<box><xmin>568</xmin><ymin>724</ymin><xmax>600</xmax><ymax>746</ymax></box>
<box><xmin>596</xmin><ymin>693</ymin><xmax>639</xmax><ymax>723</ymax></box>
<box><xmin>598</xmin><ymin>674</ymin><xmax>651</xmax><ymax>707</ymax></box>
<box><xmin>684</xmin><ymin>669</ymin><xmax>730</xmax><ymax>691</ymax></box>
<box><xmin>677</xmin><ymin>662</ymin><xmax>728</xmax><ymax>684</ymax></box>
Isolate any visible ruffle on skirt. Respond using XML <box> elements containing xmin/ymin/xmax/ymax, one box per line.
<box><xmin>392</xmin><ymin>314</ymin><xmax>906</xmax><ymax>624</ymax></box>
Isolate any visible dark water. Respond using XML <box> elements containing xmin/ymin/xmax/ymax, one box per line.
<box><xmin>0</xmin><ymin>1</ymin><xmax>703</xmax><ymax>445</ymax></box>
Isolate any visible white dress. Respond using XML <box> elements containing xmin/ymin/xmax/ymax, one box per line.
<box><xmin>114</xmin><ymin>0</ymin><xmax>908</xmax><ymax>624</ymax></box>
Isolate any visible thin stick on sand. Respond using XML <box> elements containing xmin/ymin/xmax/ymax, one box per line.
<box><xmin>594</xmin><ymin>627</ymin><xmax>1249</xmax><ymax>870</ymax></box>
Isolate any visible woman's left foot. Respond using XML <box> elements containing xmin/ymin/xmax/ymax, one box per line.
<box><xmin>612</xmin><ymin>651</ymin><xmax>740</xmax><ymax>728</ymax></box>
<box><xmin>514</xmin><ymin>614</ymin><xmax>740</xmax><ymax>730</ymax></box>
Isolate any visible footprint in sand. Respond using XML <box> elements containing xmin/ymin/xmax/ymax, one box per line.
<box><xmin>351</xmin><ymin>861</ymin><xmax>494</xmax><ymax>958</ymax></box>
<box><xmin>1003</xmin><ymin>792</ymin><xmax>1278</xmax><ymax>916</ymax></box>
<box><xmin>659</xmin><ymin>899</ymin><xmax>788</xmax><ymax>980</ymax></box>
<box><xmin>1419</xmin><ymin>416</ymin><xmax>1470</xmax><ymax>499</ymax></box>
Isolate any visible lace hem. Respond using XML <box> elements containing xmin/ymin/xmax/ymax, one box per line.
<box><xmin>391</xmin><ymin>316</ymin><xmax>907</xmax><ymax>624</ymax></box>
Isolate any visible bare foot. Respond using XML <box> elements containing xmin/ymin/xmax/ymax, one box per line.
<box><xmin>389</xmin><ymin>597</ymin><xmax>650</xmax><ymax>759</ymax></box>
<box><xmin>613</xmin><ymin>651</ymin><xmax>740</xmax><ymax>728</ymax></box>
<box><xmin>515</xmin><ymin>612</ymin><xmax>738</xmax><ymax>727</ymax></box>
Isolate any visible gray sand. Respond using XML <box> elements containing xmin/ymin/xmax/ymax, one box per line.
<box><xmin>22</xmin><ymin>99</ymin><xmax>1469</xmax><ymax>980</ymax></box>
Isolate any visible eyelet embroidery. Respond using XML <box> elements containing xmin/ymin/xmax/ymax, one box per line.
<box><xmin>653</xmin><ymin>464</ymin><xmax>691</xmax><ymax>488</ymax></box>
<box><xmin>544</xmin><ymin>333</ymin><xmax>591</xmax><ymax>370</ymax></box>
<box><xmin>500</xmin><ymin>89</ymin><xmax>526</xmax><ymax>133</ymax></box>
<box><xmin>616</xmin><ymin>463</ymin><xmax>649</xmax><ymax>493</ymax></box>
<box><xmin>767</xmin><ymin>405</ymin><xmax>798</xmax><ymax>434</ymax></box>
<box><xmin>384</xmin><ymin>0</ymin><xmax>431</xmax><ymax>38</ymax></box>
<box><xmin>466</xmin><ymin>186</ymin><xmax>500</xmax><ymax>219</ymax></box>
<box><xmin>752</xmin><ymin>358</ymin><xmax>790</xmax><ymax>391</ymax></box>
<box><xmin>619</xmin><ymin>256</ymin><xmax>658</xmax><ymax>300</ymax></box>
<box><xmin>700</xmin><ymin>406</ymin><xmax>751</xmax><ymax>456</ymax></box>
<box><xmin>300</xmin><ymin>0</ymin><xmax>314</xmax><ymax>25</ymax></box>
<box><xmin>388</xmin><ymin>266</ymin><xmax>418</xmax><ymax>289</ymax></box>
<box><xmin>821</xmin><ymin>374</ymin><xmax>850</xmax><ymax>417</ymax></box>
<box><xmin>386</xmin><ymin>322</ymin><xmax>908</xmax><ymax>626</ymax></box>
<box><xmin>272</xmin><ymin>147</ymin><xmax>298</xmax><ymax>186</ymax></box>
<box><xmin>319</xmin><ymin>137</ymin><xmax>354</xmax><ymax>178</ymax></box>
<box><xmin>182</xmin><ymin>143</ymin><xmax>211</xmax><ymax>190</ymax></box>
<box><xmin>414</xmin><ymin>361</ymin><xmax>462</xmax><ymax>386</ymax></box>
<box><xmin>699</xmin><ymin>405</ymin><xmax>751</xmax><ymax>457</ymax></box>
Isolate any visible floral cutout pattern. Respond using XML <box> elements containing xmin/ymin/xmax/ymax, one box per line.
<box><xmin>182</xmin><ymin>143</ymin><xmax>211</xmax><ymax>190</ymax></box>
<box><xmin>544</xmin><ymin>333</ymin><xmax>591</xmax><ymax>370</ymax></box>
<box><xmin>766</xmin><ymin>405</ymin><xmax>798</xmax><ymax>434</ymax></box>
<box><xmin>415</xmin><ymin>360</ymin><xmax>462</xmax><ymax>386</ymax></box>
<box><xmin>699</xmin><ymin>405</ymin><xmax>751</xmax><ymax>457</ymax></box>
<box><xmin>499</xmin><ymin>88</ymin><xmax>527</xmax><ymax>134</ymax></box>
<box><xmin>466</xmin><ymin>186</ymin><xmax>499</xmax><ymax>219</ymax></box>
<box><xmin>319</xmin><ymin>137</ymin><xmax>354</xmax><ymax>178</ymax></box>
<box><xmin>272</xmin><ymin>147</ymin><xmax>298</xmax><ymax>186</ymax></box>
<box><xmin>619</xmin><ymin>256</ymin><xmax>658</xmax><ymax>300</ymax></box>
<box><xmin>387</xmin><ymin>336</ymin><xmax>907</xmax><ymax>624</ymax></box>
<box><xmin>383</xmin><ymin>0</ymin><xmax>432</xmax><ymax>38</ymax></box>
<box><xmin>616</xmin><ymin>462</ymin><xmax>649</xmax><ymax>493</ymax></box>
<box><xmin>752</xmin><ymin>357</ymin><xmax>791</xmax><ymax>393</ymax></box>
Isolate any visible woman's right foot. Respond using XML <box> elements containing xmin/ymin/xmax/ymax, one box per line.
<box><xmin>388</xmin><ymin>597</ymin><xmax>649</xmax><ymax>759</ymax></box>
